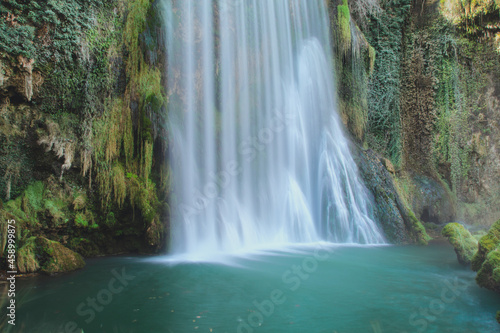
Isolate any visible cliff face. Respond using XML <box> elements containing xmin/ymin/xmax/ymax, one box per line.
<box><xmin>0</xmin><ymin>0</ymin><xmax>168</xmax><ymax>272</ymax></box>
<box><xmin>1</xmin><ymin>0</ymin><xmax>498</xmax><ymax>271</ymax></box>
<box><xmin>328</xmin><ymin>0</ymin><xmax>431</xmax><ymax>243</ymax></box>
<box><xmin>335</xmin><ymin>0</ymin><xmax>500</xmax><ymax>228</ymax></box>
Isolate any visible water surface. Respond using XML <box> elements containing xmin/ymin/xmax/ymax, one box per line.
<box><xmin>6</xmin><ymin>241</ymin><xmax>500</xmax><ymax>333</ymax></box>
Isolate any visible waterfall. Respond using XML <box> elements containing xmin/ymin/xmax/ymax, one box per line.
<box><xmin>163</xmin><ymin>0</ymin><xmax>385</xmax><ymax>256</ymax></box>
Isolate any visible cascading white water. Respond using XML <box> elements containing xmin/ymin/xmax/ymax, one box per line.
<box><xmin>163</xmin><ymin>0</ymin><xmax>385</xmax><ymax>256</ymax></box>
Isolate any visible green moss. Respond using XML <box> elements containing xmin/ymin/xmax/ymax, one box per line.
<box><xmin>337</xmin><ymin>0</ymin><xmax>351</xmax><ymax>52</ymax></box>
<box><xmin>75</xmin><ymin>212</ymin><xmax>89</xmax><ymax>228</ymax></box>
<box><xmin>105</xmin><ymin>211</ymin><xmax>116</xmax><ymax>227</ymax></box>
<box><xmin>112</xmin><ymin>162</ymin><xmax>127</xmax><ymax>209</ymax></box>
<box><xmin>367</xmin><ymin>45</ymin><xmax>376</xmax><ymax>75</ymax></box>
<box><xmin>44</xmin><ymin>199</ymin><xmax>68</xmax><ymax>226</ymax></box>
<box><xmin>35</xmin><ymin>237</ymin><xmax>85</xmax><ymax>274</ymax></box>
<box><xmin>23</xmin><ymin>181</ymin><xmax>44</xmax><ymax>211</ymax></box>
<box><xmin>476</xmin><ymin>246</ymin><xmax>500</xmax><ymax>291</ymax></box>
<box><xmin>74</xmin><ymin>209</ymin><xmax>98</xmax><ymax>229</ymax></box>
<box><xmin>441</xmin><ymin>223</ymin><xmax>478</xmax><ymax>265</ymax></box>
<box><xmin>72</xmin><ymin>194</ymin><xmax>87</xmax><ymax>211</ymax></box>
<box><xmin>124</xmin><ymin>0</ymin><xmax>151</xmax><ymax>83</ymax></box>
<box><xmin>472</xmin><ymin>220</ymin><xmax>500</xmax><ymax>292</ymax></box>
<box><xmin>17</xmin><ymin>237</ymin><xmax>40</xmax><ymax>273</ymax></box>
<box><xmin>0</xmin><ymin>0</ymin><xmax>166</xmax><ymax>257</ymax></box>
<box><xmin>407</xmin><ymin>209</ymin><xmax>431</xmax><ymax>245</ymax></box>
<box><xmin>138</xmin><ymin>67</ymin><xmax>165</xmax><ymax>111</ymax></box>
<box><xmin>2</xmin><ymin>181</ymin><xmax>47</xmax><ymax>227</ymax></box>
<box><xmin>67</xmin><ymin>238</ymin><xmax>99</xmax><ymax>257</ymax></box>
<box><xmin>472</xmin><ymin>219</ymin><xmax>500</xmax><ymax>271</ymax></box>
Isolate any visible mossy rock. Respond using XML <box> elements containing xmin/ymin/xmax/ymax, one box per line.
<box><xmin>36</xmin><ymin>237</ymin><xmax>85</xmax><ymax>274</ymax></box>
<box><xmin>406</xmin><ymin>209</ymin><xmax>431</xmax><ymax>245</ymax></box>
<box><xmin>67</xmin><ymin>237</ymin><xmax>100</xmax><ymax>257</ymax></box>
<box><xmin>17</xmin><ymin>237</ymin><xmax>40</xmax><ymax>273</ymax></box>
<box><xmin>472</xmin><ymin>219</ymin><xmax>500</xmax><ymax>272</ymax></box>
<box><xmin>476</xmin><ymin>246</ymin><xmax>500</xmax><ymax>292</ymax></box>
<box><xmin>471</xmin><ymin>220</ymin><xmax>500</xmax><ymax>292</ymax></box>
<box><xmin>16</xmin><ymin>237</ymin><xmax>85</xmax><ymax>274</ymax></box>
<box><xmin>355</xmin><ymin>148</ymin><xmax>430</xmax><ymax>244</ymax></box>
<box><xmin>441</xmin><ymin>223</ymin><xmax>478</xmax><ymax>265</ymax></box>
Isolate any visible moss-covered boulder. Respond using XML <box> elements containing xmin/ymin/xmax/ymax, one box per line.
<box><xmin>476</xmin><ymin>246</ymin><xmax>500</xmax><ymax>292</ymax></box>
<box><xmin>472</xmin><ymin>219</ymin><xmax>500</xmax><ymax>272</ymax></box>
<box><xmin>441</xmin><ymin>223</ymin><xmax>478</xmax><ymax>265</ymax></box>
<box><xmin>17</xmin><ymin>236</ymin><xmax>85</xmax><ymax>274</ymax></box>
<box><xmin>17</xmin><ymin>237</ymin><xmax>40</xmax><ymax>273</ymax></box>
<box><xmin>471</xmin><ymin>220</ymin><xmax>500</xmax><ymax>292</ymax></box>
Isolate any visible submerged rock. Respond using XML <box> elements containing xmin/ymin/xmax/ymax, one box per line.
<box><xmin>17</xmin><ymin>236</ymin><xmax>85</xmax><ymax>274</ymax></box>
<box><xmin>441</xmin><ymin>223</ymin><xmax>477</xmax><ymax>265</ymax></box>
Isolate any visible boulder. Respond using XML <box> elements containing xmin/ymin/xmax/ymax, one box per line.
<box><xmin>441</xmin><ymin>223</ymin><xmax>477</xmax><ymax>265</ymax></box>
<box><xmin>17</xmin><ymin>236</ymin><xmax>85</xmax><ymax>274</ymax></box>
<box><xmin>471</xmin><ymin>220</ymin><xmax>500</xmax><ymax>292</ymax></box>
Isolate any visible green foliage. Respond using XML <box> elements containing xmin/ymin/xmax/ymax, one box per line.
<box><xmin>0</xmin><ymin>22</ymin><xmax>36</xmax><ymax>58</ymax></box>
<box><xmin>428</xmin><ymin>18</ymin><xmax>474</xmax><ymax>192</ymax></box>
<box><xmin>44</xmin><ymin>198</ymin><xmax>67</xmax><ymax>225</ymax></box>
<box><xmin>335</xmin><ymin>12</ymin><xmax>373</xmax><ymax>142</ymax></box>
<box><xmin>429</xmin><ymin>15</ymin><xmax>500</xmax><ymax>200</ymax></box>
<box><xmin>75</xmin><ymin>212</ymin><xmax>88</xmax><ymax>227</ymax></box>
<box><xmin>365</xmin><ymin>0</ymin><xmax>412</xmax><ymax>165</ymax></box>
<box><xmin>440</xmin><ymin>0</ymin><xmax>500</xmax><ymax>37</ymax></box>
<box><xmin>105</xmin><ymin>211</ymin><xmax>116</xmax><ymax>227</ymax></box>
<box><xmin>111</xmin><ymin>163</ymin><xmax>127</xmax><ymax>209</ymax></box>
<box><xmin>67</xmin><ymin>237</ymin><xmax>99</xmax><ymax>257</ymax></box>
<box><xmin>0</xmin><ymin>0</ymin><xmax>105</xmax><ymax>62</ymax></box>
<box><xmin>0</xmin><ymin>0</ymin><xmax>166</xmax><ymax>257</ymax></box>
<box><xmin>23</xmin><ymin>181</ymin><xmax>44</xmax><ymax>213</ymax></box>
<box><xmin>39</xmin><ymin>3</ymin><xmax>120</xmax><ymax>119</ymax></box>
<box><xmin>124</xmin><ymin>0</ymin><xmax>151</xmax><ymax>82</ymax></box>
<box><xmin>2</xmin><ymin>181</ymin><xmax>47</xmax><ymax>226</ymax></box>
<box><xmin>442</xmin><ymin>222</ymin><xmax>478</xmax><ymax>264</ymax></box>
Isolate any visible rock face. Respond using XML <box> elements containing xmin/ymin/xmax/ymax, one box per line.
<box><xmin>381</xmin><ymin>158</ymin><xmax>396</xmax><ymax>174</ymax></box>
<box><xmin>355</xmin><ymin>147</ymin><xmax>430</xmax><ymax>244</ymax></box>
<box><xmin>472</xmin><ymin>220</ymin><xmax>500</xmax><ymax>291</ymax></box>
<box><xmin>441</xmin><ymin>223</ymin><xmax>477</xmax><ymax>265</ymax></box>
<box><xmin>410</xmin><ymin>175</ymin><xmax>456</xmax><ymax>224</ymax></box>
<box><xmin>0</xmin><ymin>1</ymin><xmax>167</xmax><ymax>264</ymax></box>
<box><xmin>17</xmin><ymin>236</ymin><xmax>85</xmax><ymax>274</ymax></box>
